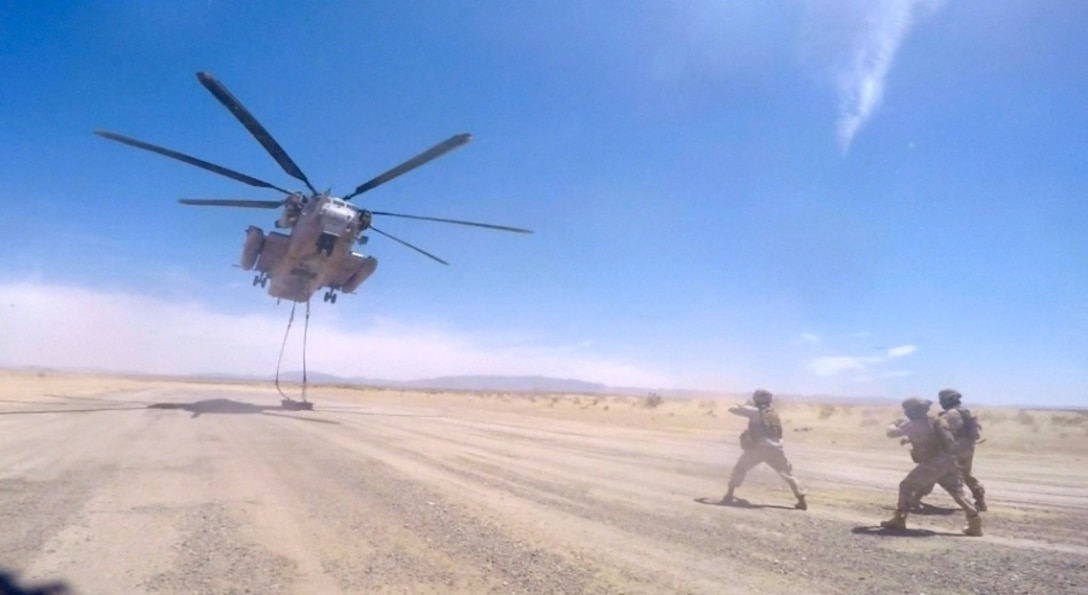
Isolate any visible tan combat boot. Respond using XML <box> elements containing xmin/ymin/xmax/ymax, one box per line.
<box><xmin>880</xmin><ymin>510</ymin><xmax>908</xmax><ymax>530</ymax></box>
<box><xmin>970</xmin><ymin>484</ymin><xmax>988</xmax><ymax>512</ymax></box>
<box><xmin>962</xmin><ymin>514</ymin><xmax>983</xmax><ymax>537</ymax></box>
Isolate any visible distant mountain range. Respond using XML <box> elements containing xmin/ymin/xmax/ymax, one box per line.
<box><xmin>199</xmin><ymin>371</ymin><xmax>663</xmax><ymax>396</ymax></box>
<box><xmin>6</xmin><ymin>364</ymin><xmax>903</xmax><ymax>404</ymax></box>
<box><xmin>180</xmin><ymin>371</ymin><xmax>899</xmax><ymax>404</ymax></box>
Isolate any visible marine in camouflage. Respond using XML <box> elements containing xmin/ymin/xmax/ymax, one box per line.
<box><xmin>881</xmin><ymin>397</ymin><xmax>982</xmax><ymax>536</ymax></box>
<box><xmin>911</xmin><ymin>389</ymin><xmax>987</xmax><ymax>511</ymax></box>
<box><xmin>720</xmin><ymin>390</ymin><xmax>806</xmax><ymax>510</ymax></box>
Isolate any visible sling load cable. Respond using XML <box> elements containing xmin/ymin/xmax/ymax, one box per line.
<box><xmin>274</xmin><ymin>299</ymin><xmax>312</xmax><ymax>404</ymax></box>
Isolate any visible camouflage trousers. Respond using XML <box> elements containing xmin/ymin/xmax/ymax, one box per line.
<box><xmin>898</xmin><ymin>452</ymin><xmax>977</xmax><ymax>516</ymax></box>
<box><xmin>914</xmin><ymin>447</ymin><xmax>985</xmax><ymax>505</ymax></box>
<box><xmin>728</xmin><ymin>443</ymin><xmax>804</xmax><ymax>498</ymax></box>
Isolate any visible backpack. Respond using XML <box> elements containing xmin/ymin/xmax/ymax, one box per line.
<box><xmin>959</xmin><ymin>407</ymin><xmax>981</xmax><ymax>441</ymax></box>
<box><xmin>739</xmin><ymin>408</ymin><xmax>782</xmax><ymax>451</ymax></box>
<box><xmin>760</xmin><ymin>408</ymin><xmax>784</xmax><ymax>441</ymax></box>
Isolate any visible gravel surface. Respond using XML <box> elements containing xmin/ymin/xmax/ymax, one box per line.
<box><xmin>1</xmin><ymin>386</ymin><xmax>1086</xmax><ymax>594</ymax></box>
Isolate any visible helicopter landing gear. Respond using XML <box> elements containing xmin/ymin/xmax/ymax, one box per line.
<box><xmin>322</xmin><ymin>290</ymin><xmax>338</xmax><ymax>304</ymax></box>
<box><xmin>252</xmin><ymin>273</ymin><xmax>269</xmax><ymax>288</ymax></box>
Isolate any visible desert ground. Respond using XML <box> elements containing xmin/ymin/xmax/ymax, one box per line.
<box><xmin>1</xmin><ymin>370</ymin><xmax>1086</xmax><ymax>594</ymax></box>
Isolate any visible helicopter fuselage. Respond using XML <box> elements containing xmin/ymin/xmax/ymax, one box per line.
<box><xmin>246</xmin><ymin>194</ymin><xmax>377</xmax><ymax>304</ymax></box>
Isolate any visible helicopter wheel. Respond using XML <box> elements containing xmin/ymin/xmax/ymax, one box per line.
<box><xmin>330</xmin><ymin>293</ymin><xmax>337</xmax><ymax>304</ymax></box>
<box><xmin>252</xmin><ymin>275</ymin><xmax>261</xmax><ymax>287</ymax></box>
<box><xmin>261</xmin><ymin>276</ymin><xmax>268</xmax><ymax>288</ymax></box>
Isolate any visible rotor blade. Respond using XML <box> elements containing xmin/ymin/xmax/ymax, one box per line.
<box><xmin>179</xmin><ymin>199</ymin><xmax>284</xmax><ymax>208</ymax></box>
<box><xmin>370</xmin><ymin>211</ymin><xmax>532</xmax><ymax>234</ymax></box>
<box><xmin>369</xmin><ymin>226</ymin><xmax>449</xmax><ymax>265</ymax></box>
<box><xmin>196</xmin><ymin>71</ymin><xmax>317</xmax><ymax>194</ymax></box>
<box><xmin>94</xmin><ymin>130</ymin><xmax>292</xmax><ymax>194</ymax></box>
<box><xmin>343</xmin><ymin>134</ymin><xmax>472</xmax><ymax>200</ymax></box>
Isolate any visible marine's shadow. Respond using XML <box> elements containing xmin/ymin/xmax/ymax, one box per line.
<box><xmin>148</xmin><ymin>399</ymin><xmax>338</xmax><ymax>424</ymax></box>
<box><xmin>881</xmin><ymin>503</ymin><xmax>958</xmax><ymax>516</ymax></box>
<box><xmin>852</xmin><ymin>525</ymin><xmax>953</xmax><ymax>538</ymax></box>
<box><xmin>694</xmin><ymin>496</ymin><xmax>796</xmax><ymax>511</ymax></box>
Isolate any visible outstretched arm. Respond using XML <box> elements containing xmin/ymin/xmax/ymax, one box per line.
<box><xmin>886</xmin><ymin>419</ymin><xmax>908</xmax><ymax>438</ymax></box>
<box><xmin>728</xmin><ymin>404</ymin><xmax>759</xmax><ymax>419</ymax></box>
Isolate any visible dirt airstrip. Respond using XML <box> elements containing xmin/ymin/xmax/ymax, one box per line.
<box><xmin>1</xmin><ymin>370</ymin><xmax>1086</xmax><ymax>594</ymax></box>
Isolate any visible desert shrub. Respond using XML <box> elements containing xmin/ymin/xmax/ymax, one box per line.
<box><xmin>858</xmin><ymin>409</ymin><xmax>882</xmax><ymax>427</ymax></box>
<box><xmin>643</xmin><ymin>392</ymin><xmax>663</xmax><ymax>409</ymax></box>
<box><xmin>1015</xmin><ymin>409</ymin><xmax>1036</xmax><ymax>426</ymax></box>
<box><xmin>818</xmin><ymin>405</ymin><xmax>837</xmax><ymax>420</ymax></box>
<box><xmin>980</xmin><ymin>411</ymin><xmax>1009</xmax><ymax>424</ymax></box>
<box><xmin>1051</xmin><ymin>412</ymin><xmax>1088</xmax><ymax>428</ymax></box>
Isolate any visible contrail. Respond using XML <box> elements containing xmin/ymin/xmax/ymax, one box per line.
<box><xmin>802</xmin><ymin>0</ymin><xmax>945</xmax><ymax>153</ymax></box>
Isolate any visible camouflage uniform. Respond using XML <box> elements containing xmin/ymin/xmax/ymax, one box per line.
<box><xmin>721</xmin><ymin>390</ymin><xmax>806</xmax><ymax>509</ymax></box>
<box><xmin>882</xmin><ymin>397</ymin><xmax>982</xmax><ymax>536</ymax></box>
<box><xmin>912</xmin><ymin>389</ymin><xmax>987</xmax><ymax>511</ymax></box>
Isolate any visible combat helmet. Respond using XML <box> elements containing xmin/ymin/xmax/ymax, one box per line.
<box><xmin>938</xmin><ymin>388</ymin><xmax>962</xmax><ymax>409</ymax></box>
<box><xmin>752</xmin><ymin>389</ymin><xmax>774</xmax><ymax>407</ymax></box>
<box><xmin>901</xmin><ymin>396</ymin><xmax>932</xmax><ymax>420</ymax></box>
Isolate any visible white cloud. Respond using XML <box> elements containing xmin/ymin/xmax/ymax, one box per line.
<box><xmin>886</xmin><ymin>344</ymin><xmax>917</xmax><ymax>358</ymax></box>
<box><xmin>0</xmin><ymin>281</ymin><xmax>667</xmax><ymax>387</ymax></box>
<box><xmin>806</xmin><ymin>355</ymin><xmax>881</xmax><ymax>376</ymax></box>
<box><xmin>806</xmin><ymin>342</ymin><xmax>917</xmax><ymax>377</ymax></box>
<box><xmin>802</xmin><ymin>0</ymin><xmax>946</xmax><ymax>152</ymax></box>
<box><xmin>797</xmin><ymin>332</ymin><xmax>821</xmax><ymax>345</ymax></box>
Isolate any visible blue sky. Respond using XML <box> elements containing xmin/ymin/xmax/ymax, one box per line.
<box><xmin>1</xmin><ymin>1</ymin><xmax>1085</xmax><ymax>406</ymax></box>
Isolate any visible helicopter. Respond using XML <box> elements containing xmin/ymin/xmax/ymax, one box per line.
<box><xmin>95</xmin><ymin>71</ymin><xmax>531</xmax><ymax>305</ymax></box>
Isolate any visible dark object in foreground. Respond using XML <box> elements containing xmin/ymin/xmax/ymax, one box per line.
<box><xmin>0</xmin><ymin>571</ymin><xmax>70</xmax><ymax>595</ymax></box>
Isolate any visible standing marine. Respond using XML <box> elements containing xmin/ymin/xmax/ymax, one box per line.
<box><xmin>911</xmin><ymin>388</ymin><xmax>987</xmax><ymax>511</ymax></box>
<box><xmin>719</xmin><ymin>389</ymin><xmax>807</xmax><ymax>510</ymax></box>
<box><xmin>882</xmin><ymin>397</ymin><xmax>983</xmax><ymax>536</ymax></box>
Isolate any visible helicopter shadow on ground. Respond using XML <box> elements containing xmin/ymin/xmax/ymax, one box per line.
<box><xmin>693</xmin><ymin>496</ymin><xmax>796</xmax><ymax>511</ymax></box>
<box><xmin>148</xmin><ymin>398</ymin><xmax>339</xmax><ymax>424</ymax></box>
